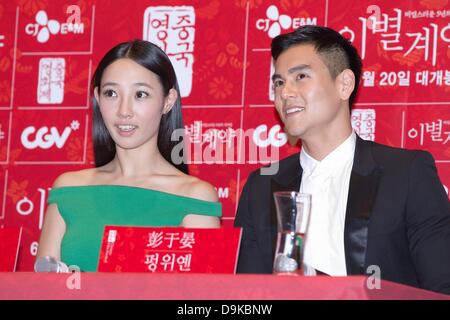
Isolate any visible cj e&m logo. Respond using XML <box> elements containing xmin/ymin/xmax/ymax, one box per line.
<box><xmin>256</xmin><ymin>5</ymin><xmax>317</xmax><ymax>38</ymax></box>
<box><xmin>21</xmin><ymin>120</ymin><xmax>80</xmax><ymax>150</ymax></box>
<box><xmin>25</xmin><ymin>8</ymin><xmax>84</xmax><ymax>43</ymax></box>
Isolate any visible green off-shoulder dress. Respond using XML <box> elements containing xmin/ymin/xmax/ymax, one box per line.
<box><xmin>47</xmin><ymin>185</ymin><xmax>222</xmax><ymax>271</ymax></box>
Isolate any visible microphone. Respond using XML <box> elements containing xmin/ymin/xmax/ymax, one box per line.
<box><xmin>34</xmin><ymin>256</ymin><xmax>69</xmax><ymax>273</ymax></box>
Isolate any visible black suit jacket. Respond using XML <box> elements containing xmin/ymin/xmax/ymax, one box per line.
<box><xmin>234</xmin><ymin>136</ymin><xmax>450</xmax><ymax>294</ymax></box>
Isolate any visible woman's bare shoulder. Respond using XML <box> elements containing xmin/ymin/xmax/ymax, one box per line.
<box><xmin>52</xmin><ymin>168</ymin><xmax>99</xmax><ymax>188</ymax></box>
<box><xmin>179</xmin><ymin>175</ymin><xmax>218</xmax><ymax>202</ymax></box>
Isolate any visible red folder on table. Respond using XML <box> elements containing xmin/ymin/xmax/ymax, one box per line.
<box><xmin>98</xmin><ymin>226</ymin><xmax>242</xmax><ymax>274</ymax></box>
<box><xmin>0</xmin><ymin>227</ymin><xmax>22</xmax><ymax>272</ymax></box>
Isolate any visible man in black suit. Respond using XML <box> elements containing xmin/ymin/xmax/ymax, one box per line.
<box><xmin>234</xmin><ymin>25</ymin><xmax>450</xmax><ymax>294</ymax></box>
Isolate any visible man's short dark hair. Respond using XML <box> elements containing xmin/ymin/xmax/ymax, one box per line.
<box><xmin>271</xmin><ymin>25</ymin><xmax>362</xmax><ymax>108</ymax></box>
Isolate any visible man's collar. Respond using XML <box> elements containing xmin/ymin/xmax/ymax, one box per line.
<box><xmin>300</xmin><ymin>131</ymin><xmax>356</xmax><ymax>177</ymax></box>
<box><xmin>269</xmin><ymin>133</ymin><xmax>379</xmax><ymax>186</ymax></box>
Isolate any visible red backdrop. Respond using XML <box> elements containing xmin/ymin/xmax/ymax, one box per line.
<box><xmin>0</xmin><ymin>0</ymin><xmax>449</xmax><ymax>271</ymax></box>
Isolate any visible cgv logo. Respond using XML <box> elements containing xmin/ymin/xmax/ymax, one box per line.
<box><xmin>256</xmin><ymin>5</ymin><xmax>317</xmax><ymax>38</ymax></box>
<box><xmin>25</xmin><ymin>10</ymin><xmax>84</xmax><ymax>43</ymax></box>
<box><xmin>21</xmin><ymin>120</ymin><xmax>80</xmax><ymax>150</ymax></box>
<box><xmin>253</xmin><ymin>124</ymin><xmax>287</xmax><ymax>148</ymax></box>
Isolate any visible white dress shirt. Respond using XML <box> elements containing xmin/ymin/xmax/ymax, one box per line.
<box><xmin>300</xmin><ymin>131</ymin><xmax>356</xmax><ymax>276</ymax></box>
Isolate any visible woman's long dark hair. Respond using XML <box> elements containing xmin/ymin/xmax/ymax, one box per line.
<box><xmin>91</xmin><ymin>40</ymin><xmax>188</xmax><ymax>174</ymax></box>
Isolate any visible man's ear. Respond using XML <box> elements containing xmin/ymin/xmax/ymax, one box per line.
<box><xmin>163</xmin><ymin>88</ymin><xmax>178</xmax><ymax>114</ymax></box>
<box><xmin>338</xmin><ymin>69</ymin><xmax>355</xmax><ymax>101</ymax></box>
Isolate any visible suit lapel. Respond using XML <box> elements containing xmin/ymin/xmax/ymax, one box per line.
<box><xmin>266</xmin><ymin>138</ymin><xmax>382</xmax><ymax>275</ymax></box>
<box><xmin>344</xmin><ymin>136</ymin><xmax>382</xmax><ymax>275</ymax></box>
<box><xmin>269</xmin><ymin>155</ymin><xmax>302</xmax><ymax>260</ymax></box>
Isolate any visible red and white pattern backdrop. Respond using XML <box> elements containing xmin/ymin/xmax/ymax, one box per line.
<box><xmin>0</xmin><ymin>0</ymin><xmax>449</xmax><ymax>271</ymax></box>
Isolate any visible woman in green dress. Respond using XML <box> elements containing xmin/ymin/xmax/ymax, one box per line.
<box><xmin>36</xmin><ymin>40</ymin><xmax>221</xmax><ymax>271</ymax></box>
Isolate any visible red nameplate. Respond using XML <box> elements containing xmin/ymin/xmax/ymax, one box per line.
<box><xmin>0</xmin><ymin>227</ymin><xmax>22</xmax><ymax>272</ymax></box>
<box><xmin>98</xmin><ymin>226</ymin><xmax>242</xmax><ymax>273</ymax></box>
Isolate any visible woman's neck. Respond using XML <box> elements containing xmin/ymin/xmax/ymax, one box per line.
<box><xmin>111</xmin><ymin>144</ymin><xmax>170</xmax><ymax>178</ymax></box>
